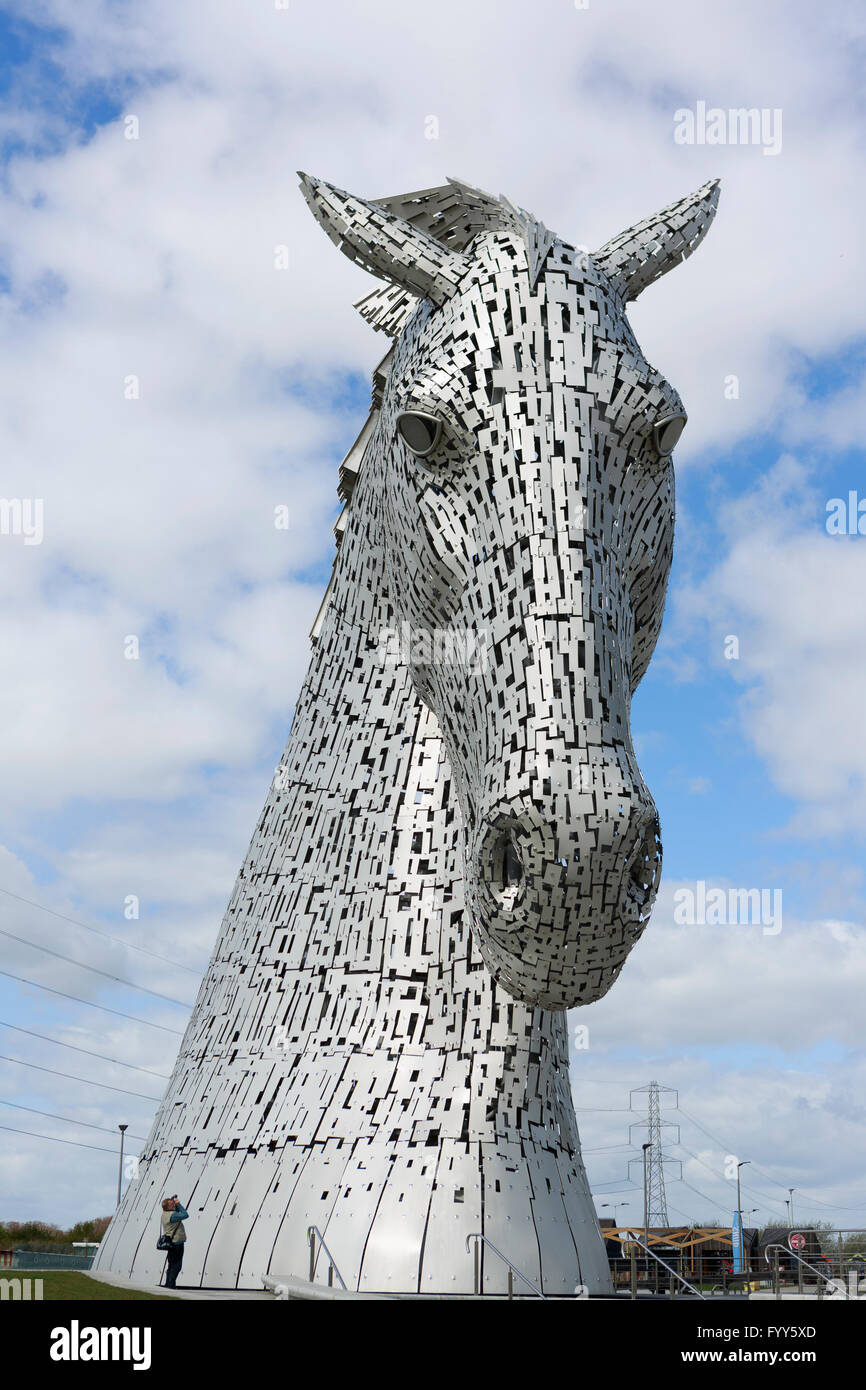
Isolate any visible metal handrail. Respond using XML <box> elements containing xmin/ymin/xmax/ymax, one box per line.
<box><xmin>307</xmin><ymin>1225</ymin><xmax>347</xmax><ymax>1290</ymax></box>
<box><xmin>764</xmin><ymin>1243</ymin><xmax>854</xmax><ymax>1300</ymax></box>
<box><xmin>626</xmin><ymin>1235</ymin><xmax>705</xmax><ymax>1299</ymax></box>
<box><xmin>465</xmin><ymin>1233</ymin><xmax>545</xmax><ymax>1299</ymax></box>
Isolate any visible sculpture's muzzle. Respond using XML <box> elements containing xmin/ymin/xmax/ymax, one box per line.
<box><xmin>464</xmin><ymin>761</ymin><xmax>662</xmax><ymax>1010</ymax></box>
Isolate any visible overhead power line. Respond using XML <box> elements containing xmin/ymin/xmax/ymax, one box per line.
<box><xmin>672</xmin><ymin>1139</ymin><xmax>788</xmax><ymax>1217</ymax></box>
<box><xmin>0</xmin><ymin>1020</ymin><xmax>171</xmax><ymax>1080</ymax></box>
<box><xmin>0</xmin><ymin>1054</ymin><xmax>161</xmax><ymax>1103</ymax></box>
<box><xmin>0</xmin><ymin>970</ymin><xmax>184</xmax><ymax>1035</ymax></box>
<box><xmin>673</xmin><ymin>1177</ymin><xmax>734</xmax><ymax>1211</ymax></box>
<box><xmin>0</xmin><ymin>1122</ymin><xmax>119</xmax><ymax>1155</ymax></box>
<box><xmin>676</xmin><ymin>1104</ymin><xmax>866</xmax><ymax>1215</ymax></box>
<box><xmin>0</xmin><ymin>927</ymin><xmax>194</xmax><ymax>1009</ymax></box>
<box><xmin>0</xmin><ymin>1097</ymin><xmax>146</xmax><ymax>1142</ymax></box>
<box><xmin>665</xmin><ymin>1200</ymin><xmax>695</xmax><ymax>1224</ymax></box>
<box><xmin>0</xmin><ymin>883</ymin><xmax>203</xmax><ymax>974</ymax></box>
<box><xmin>591</xmin><ymin>1088</ymin><xmax>866</xmax><ymax>1223</ymax></box>
<box><xmin>574</xmin><ymin>1107</ymin><xmax>634</xmax><ymax>1113</ymax></box>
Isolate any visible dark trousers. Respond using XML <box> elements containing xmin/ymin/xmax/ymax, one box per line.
<box><xmin>165</xmin><ymin>1242</ymin><xmax>184</xmax><ymax>1288</ymax></box>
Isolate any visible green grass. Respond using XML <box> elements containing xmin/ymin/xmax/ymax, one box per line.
<box><xmin>12</xmin><ymin>1272</ymin><xmax>176</xmax><ymax>1301</ymax></box>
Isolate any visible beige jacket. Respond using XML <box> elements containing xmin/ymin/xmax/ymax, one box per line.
<box><xmin>161</xmin><ymin>1207</ymin><xmax>186</xmax><ymax>1244</ymax></box>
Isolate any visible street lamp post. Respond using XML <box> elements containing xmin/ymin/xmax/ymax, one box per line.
<box><xmin>642</xmin><ymin>1143</ymin><xmax>653</xmax><ymax>1290</ymax></box>
<box><xmin>642</xmin><ymin>1142</ymin><xmax>652</xmax><ymax>1243</ymax></box>
<box><xmin>788</xmin><ymin>1189</ymin><xmax>795</xmax><ymax>1227</ymax></box>
<box><xmin>117</xmin><ymin>1124</ymin><xmax>128</xmax><ymax>1207</ymax></box>
<box><xmin>736</xmin><ymin>1160</ymin><xmax>751</xmax><ymax>1271</ymax></box>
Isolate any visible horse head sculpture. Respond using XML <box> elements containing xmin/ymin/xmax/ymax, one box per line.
<box><xmin>94</xmin><ymin>172</ymin><xmax>721</xmax><ymax>1297</ymax></box>
<box><xmin>300</xmin><ymin>172</ymin><xmax>719</xmax><ymax>1011</ymax></box>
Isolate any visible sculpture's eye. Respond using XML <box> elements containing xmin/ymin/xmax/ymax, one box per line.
<box><xmin>653</xmin><ymin>412</ymin><xmax>687</xmax><ymax>457</ymax></box>
<box><xmin>396</xmin><ymin>410</ymin><xmax>442</xmax><ymax>457</ymax></box>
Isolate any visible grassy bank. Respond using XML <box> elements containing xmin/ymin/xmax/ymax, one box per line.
<box><xmin>6</xmin><ymin>1272</ymin><xmax>175</xmax><ymax>1301</ymax></box>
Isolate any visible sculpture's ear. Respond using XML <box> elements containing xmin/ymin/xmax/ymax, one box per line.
<box><xmin>593</xmin><ymin>179</ymin><xmax>720</xmax><ymax>302</ymax></box>
<box><xmin>298</xmin><ymin>172</ymin><xmax>471</xmax><ymax>307</ymax></box>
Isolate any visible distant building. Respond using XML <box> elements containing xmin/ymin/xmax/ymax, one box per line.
<box><xmin>599</xmin><ymin>1221</ymin><xmax>760</xmax><ymax>1279</ymax></box>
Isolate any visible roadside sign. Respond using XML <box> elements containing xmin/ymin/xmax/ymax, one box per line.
<box><xmin>732</xmin><ymin>1211</ymin><xmax>743</xmax><ymax>1272</ymax></box>
<box><xmin>789</xmin><ymin>1232</ymin><xmax>806</xmax><ymax>1252</ymax></box>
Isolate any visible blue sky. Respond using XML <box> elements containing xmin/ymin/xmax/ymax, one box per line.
<box><xmin>0</xmin><ymin>0</ymin><xmax>864</xmax><ymax>1236</ymax></box>
<box><xmin>0</xmin><ymin>11</ymin><xmax>125</xmax><ymax>160</ymax></box>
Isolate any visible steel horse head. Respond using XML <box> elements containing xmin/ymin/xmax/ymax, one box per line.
<box><xmin>301</xmin><ymin>172</ymin><xmax>719</xmax><ymax>1010</ymax></box>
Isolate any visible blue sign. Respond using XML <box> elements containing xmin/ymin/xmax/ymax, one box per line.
<box><xmin>731</xmin><ymin>1211</ymin><xmax>743</xmax><ymax>1273</ymax></box>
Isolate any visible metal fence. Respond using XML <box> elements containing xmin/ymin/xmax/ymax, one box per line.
<box><xmin>10</xmin><ymin>1250</ymin><xmax>94</xmax><ymax>1271</ymax></box>
<box><xmin>609</xmin><ymin>1230</ymin><xmax>866</xmax><ymax>1296</ymax></box>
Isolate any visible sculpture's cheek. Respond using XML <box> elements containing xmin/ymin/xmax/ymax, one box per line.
<box><xmin>384</xmin><ymin>475</ymin><xmax>473</xmax><ymax>632</ymax></box>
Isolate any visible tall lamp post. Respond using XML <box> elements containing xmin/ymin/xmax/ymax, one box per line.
<box><xmin>788</xmin><ymin>1189</ymin><xmax>795</xmax><ymax>1227</ymax></box>
<box><xmin>117</xmin><ymin>1124</ymin><xmax>128</xmax><ymax>1207</ymax></box>
<box><xmin>736</xmin><ymin>1160</ymin><xmax>751</xmax><ymax>1271</ymax></box>
<box><xmin>642</xmin><ymin>1142</ymin><xmax>652</xmax><ymax>1245</ymax></box>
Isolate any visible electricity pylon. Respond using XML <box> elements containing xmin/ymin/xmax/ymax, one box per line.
<box><xmin>629</xmin><ymin>1081</ymin><xmax>680</xmax><ymax>1227</ymax></box>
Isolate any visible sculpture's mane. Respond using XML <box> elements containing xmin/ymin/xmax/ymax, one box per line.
<box><xmin>311</xmin><ymin>179</ymin><xmax>557</xmax><ymax>643</ymax></box>
<box><xmin>354</xmin><ymin>177</ymin><xmax>555</xmax><ymax>338</ymax></box>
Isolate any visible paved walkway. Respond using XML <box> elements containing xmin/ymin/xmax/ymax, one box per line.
<box><xmin>85</xmin><ymin>1270</ymin><xmax>272</xmax><ymax>1300</ymax></box>
<box><xmin>93</xmin><ymin>1270</ymin><xmax>710</xmax><ymax>1301</ymax></box>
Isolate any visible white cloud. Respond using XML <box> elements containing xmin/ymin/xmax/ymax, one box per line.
<box><xmin>670</xmin><ymin>456</ymin><xmax>866</xmax><ymax>835</ymax></box>
<box><xmin>579</xmin><ymin>879</ymin><xmax>866</xmax><ymax>1053</ymax></box>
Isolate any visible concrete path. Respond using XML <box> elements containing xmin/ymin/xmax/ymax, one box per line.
<box><xmin>85</xmin><ymin>1270</ymin><xmax>272</xmax><ymax>1300</ymax></box>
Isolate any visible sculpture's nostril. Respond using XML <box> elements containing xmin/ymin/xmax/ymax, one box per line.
<box><xmin>491</xmin><ymin>832</ymin><xmax>523</xmax><ymax>910</ymax></box>
<box><xmin>502</xmin><ymin>839</ymin><xmax>523</xmax><ymax>889</ymax></box>
<box><xmin>627</xmin><ymin>818</ymin><xmax>662</xmax><ymax>914</ymax></box>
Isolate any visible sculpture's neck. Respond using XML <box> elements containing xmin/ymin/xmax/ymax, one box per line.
<box><xmin>268</xmin><ymin>461</ymin><xmax>466</xmax><ymax>998</ymax></box>
<box><xmin>287</xmin><ymin>466</ymin><xmax>439</xmax><ymax>908</ymax></box>
<box><xmin>208</xmin><ymin>462</ymin><xmax>457</xmax><ymax>1025</ymax></box>
<box><xmin>194</xmin><ymin>461</ymin><xmax>579</xmax><ymax>1155</ymax></box>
